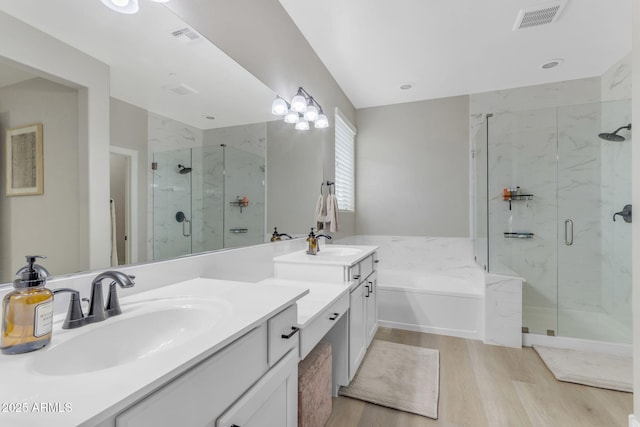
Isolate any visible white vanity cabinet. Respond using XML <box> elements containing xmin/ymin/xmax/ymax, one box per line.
<box><xmin>365</xmin><ymin>271</ymin><xmax>378</xmax><ymax>346</ymax></box>
<box><xmin>115</xmin><ymin>305</ymin><xmax>299</xmax><ymax>427</ymax></box>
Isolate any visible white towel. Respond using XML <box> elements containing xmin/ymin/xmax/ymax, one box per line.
<box><xmin>326</xmin><ymin>194</ymin><xmax>340</xmax><ymax>233</ymax></box>
<box><xmin>314</xmin><ymin>194</ymin><xmax>326</xmax><ymax>231</ymax></box>
<box><xmin>110</xmin><ymin>199</ymin><xmax>118</xmax><ymax>267</ymax></box>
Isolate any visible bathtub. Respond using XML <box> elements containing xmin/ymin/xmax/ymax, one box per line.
<box><xmin>377</xmin><ymin>267</ymin><xmax>486</xmax><ymax>340</ymax></box>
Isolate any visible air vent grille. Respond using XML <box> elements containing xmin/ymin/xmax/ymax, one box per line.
<box><xmin>171</xmin><ymin>27</ymin><xmax>201</xmax><ymax>43</ymax></box>
<box><xmin>162</xmin><ymin>83</ymin><xmax>198</xmax><ymax>96</ymax></box>
<box><xmin>513</xmin><ymin>1</ymin><xmax>566</xmax><ymax>30</ymax></box>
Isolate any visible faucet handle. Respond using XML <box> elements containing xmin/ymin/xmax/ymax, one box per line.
<box><xmin>52</xmin><ymin>288</ymin><xmax>85</xmax><ymax>329</ymax></box>
<box><xmin>105</xmin><ymin>282</ymin><xmax>122</xmax><ymax>317</ymax></box>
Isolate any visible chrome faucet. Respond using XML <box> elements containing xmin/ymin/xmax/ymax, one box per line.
<box><xmin>53</xmin><ymin>270</ymin><xmax>135</xmax><ymax>329</ymax></box>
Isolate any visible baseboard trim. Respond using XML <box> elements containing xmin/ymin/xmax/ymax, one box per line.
<box><xmin>629</xmin><ymin>414</ymin><xmax>640</xmax><ymax>427</ymax></box>
<box><xmin>378</xmin><ymin>320</ymin><xmax>481</xmax><ymax>340</ymax></box>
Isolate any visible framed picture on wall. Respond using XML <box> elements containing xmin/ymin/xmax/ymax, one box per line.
<box><xmin>5</xmin><ymin>123</ymin><xmax>44</xmax><ymax>196</ymax></box>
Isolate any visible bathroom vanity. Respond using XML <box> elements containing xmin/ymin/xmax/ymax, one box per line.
<box><xmin>272</xmin><ymin>245</ymin><xmax>379</xmax><ymax>383</ymax></box>
<box><xmin>0</xmin><ymin>278</ymin><xmax>308</xmax><ymax>427</ymax></box>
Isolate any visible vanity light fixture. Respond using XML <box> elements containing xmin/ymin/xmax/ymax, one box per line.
<box><xmin>271</xmin><ymin>87</ymin><xmax>329</xmax><ymax>130</ymax></box>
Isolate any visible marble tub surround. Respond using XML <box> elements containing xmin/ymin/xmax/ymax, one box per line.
<box><xmin>338</xmin><ymin>236</ymin><xmax>522</xmax><ymax>347</ymax></box>
<box><xmin>0</xmin><ymin>278</ymin><xmax>308</xmax><ymax>426</ymax></box>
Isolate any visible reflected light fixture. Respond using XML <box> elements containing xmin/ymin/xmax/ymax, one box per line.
<box><xmin>101</xmin><ymin>0</ymin><xmax>170</xmax><ymax>14</ymax></box>
<box><xmin>100</xmin><ymin>0</ymin><xmax>139</xmax><ymax>14</ymax></box>
<box><xmin>271</xmin><ymin>87</ymin><xmax>329</xmax><ymax>131</ymax></box>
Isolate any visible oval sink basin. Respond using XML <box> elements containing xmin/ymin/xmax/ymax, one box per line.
<box><xmin>31</xmin><ymin>299</ymin><xmax>231</xmax><ymax>376</ymax></box>
<box><xmin>316</xmin><ymin>247</ymin><xmax>363</xmax><ymax>257</ymax></box>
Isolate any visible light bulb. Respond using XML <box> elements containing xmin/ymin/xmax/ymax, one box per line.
<box><xmin>284</xmin><ymin>110</ymin><xmax>300</xmax><ymax>124</ymax></box>
<box><xmin>304</xmin><ymin>105</ymin><xmax>319</xmax><ymax>121</ymax></box>
<box><xmin>100</xmin><ymin>0</ymin><xmax>139</xmax><ymax>13</ymax></box>
<box><xmin>315</xmin><ymin>114</ymin><xmax>329</xmax><ymax>128</ymax></box>
<box><xmin>295</xmin><ymin>120</ymin><xmax>310</xmax><ymax>131</ymax></box>
<box><xmin>291</xmin><ymin>94</ymin><xmax>307</xmax><ymax>113</ymax></box>
<box><xmin>271</xmin><ymin>97</ymin><xmax>288</xmax><ymax>116</ymax></box>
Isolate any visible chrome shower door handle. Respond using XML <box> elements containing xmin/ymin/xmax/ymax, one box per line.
<box><xmin>183</xmin><ymin>219</ymin><xmax>191</xmax><ymax>237</ymax></box>
<box><xmin>564</xmin><ymin>219</ymin><xmax>574</xmax><ymax>246</ymax></box>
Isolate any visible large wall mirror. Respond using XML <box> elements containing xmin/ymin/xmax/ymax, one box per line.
<box><xmin>0</xmin><ymin>0</ymin><xmax>323</xmax><ymax>284</ymax></box>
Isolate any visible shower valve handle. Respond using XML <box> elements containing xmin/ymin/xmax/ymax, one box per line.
<box><xmin>613</xmin><ymin>204</ymin><xmax>632</xmax><ymax>223</ymax></box>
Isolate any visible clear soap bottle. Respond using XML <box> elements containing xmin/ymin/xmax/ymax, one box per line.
<box><xmin>1</xmin><ymin>255</ymin><xmax>53</xmax><ymax>355</ymax></box>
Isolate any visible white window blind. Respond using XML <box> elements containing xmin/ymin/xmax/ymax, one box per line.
<box><xmin>334</xmin><ymin>109</ymin><xmax>356</xmax><ymax>212</ymax></box>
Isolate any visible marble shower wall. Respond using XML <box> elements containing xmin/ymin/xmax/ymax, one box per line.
<box><xmin>204</xmin><ymin>123</ymin><xmax>266</xmax><ymax>249</ymax></box>
<box><xmin>600</xmin><ymin>99</ymin><xmax>632</xmax><ymax>327</ymax></box>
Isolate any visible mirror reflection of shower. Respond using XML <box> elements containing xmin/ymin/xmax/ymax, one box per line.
<box><xmin>598</xmin><ymin>123</ymin><xmax>631</xmax><ymax>141</ymax></box>
<box><xmin>177</xmin><ymin>164</ymin><xmax>192</xmax><ymax>174</ymax></box>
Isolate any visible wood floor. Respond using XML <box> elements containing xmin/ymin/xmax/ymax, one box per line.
<box><xmin>325</xmin><ymin>328</ymin><xmax>633</xmax><ymax>427</ymax></box>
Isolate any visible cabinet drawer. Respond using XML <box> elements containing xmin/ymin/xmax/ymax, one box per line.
<box><xmin>299</xmin><ymin>292</ymin><xmax>349</xmax><ymax>359</ymax></box>
<box><xmin>268</xmin><ymin>304</ymin><xmax>299</xmax><ymax>366</ymax></box>
<box><xmin>348</xmin><ymin>264</ymin><xmax>360</xmax><ymax>282</ymax></box>
<box><xmin>359</xmin><ymin>254</ymin><xmax>375</xmax><ymax>281</ymax></box>
<box><xmin>116</xmin><ymin>325</ymin><xmax>268</xmax><ymax>427</ymax></box>
<box><xmin>217</xmin><ymin>349</ymin><xmax>298</xmax><ymax>427</ymax></box>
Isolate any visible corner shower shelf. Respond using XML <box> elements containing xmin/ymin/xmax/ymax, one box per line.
<box><xmin>503</xmin><ymin>232</ymin><xmax>534</xmax><ymax>239</ymax></box>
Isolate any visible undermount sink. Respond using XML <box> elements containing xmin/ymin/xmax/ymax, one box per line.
<box><xmin>315</xmin><ymin>247</ymin><xmax>363</xmax><ymax>257</ymax></box>
<box><xmin>31</xmin><ymin>297</ymin><xmax>232</xmax><ymax>376</ymax></box>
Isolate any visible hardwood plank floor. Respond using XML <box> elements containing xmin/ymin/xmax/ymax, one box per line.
<box><xmin>325</xmin><ymin>328</ymin><xmax>632</xmax><ymax>427</ymax></box>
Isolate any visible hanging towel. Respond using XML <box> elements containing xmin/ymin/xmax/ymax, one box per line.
<box><xmin>110</xmin><ymin>199</ymin><xmax>119</xmax><ymax>267</ymax></box>
<box><xmin>314</xmin><ymin>193</ymin><xmax>326</xmax><ymax>231</ymax></box>
<box><xmin>326</xmin><ymin>194</ymin><xmax>340</xmax><ymax>233</ymax></box>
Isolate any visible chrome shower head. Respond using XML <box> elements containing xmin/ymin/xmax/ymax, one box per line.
<box><xmin>178</xmin><ymin>164</ymin><xmax>192</xmax><ymax>174</ymax></box>
<box><xmin>599</xmin><ymin>123</ymin><xmax>631</xmax><ymax>142</ymax></box>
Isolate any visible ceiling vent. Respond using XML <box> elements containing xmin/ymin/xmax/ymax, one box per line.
<box><xmin>513</xmin><ymin>1</ymin><xmax>567</xmax><ymax>31</ymax></box>
<box><xmin>162</xmin><ymin>82</ymin><xmax>198</xmax><ymax>96</ymax></box>
<box><xmin>171</xmin><ymin>27</ymin><xmax>201</xmax><ymax>43</ymax></box>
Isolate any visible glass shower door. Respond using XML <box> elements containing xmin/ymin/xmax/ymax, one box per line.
<box><xmin>557</xmin><ymin>100</ymin><xmax>632</xmax><ymax>343</ymax></box>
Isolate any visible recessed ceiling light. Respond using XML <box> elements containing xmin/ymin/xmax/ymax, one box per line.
<box><xmin>400</xmin><ymin>82</ymin><xmax>415</xmax><ymax>90</ymax></box>
<box><xmin>540</xmin><ymin>58</ymin><xmax>564</xmax><ymax>69</ymax></box>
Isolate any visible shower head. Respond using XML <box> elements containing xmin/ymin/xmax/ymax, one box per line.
<box><xmin>178</xmin><ymin>164</ymin><xmax>192</xmax><ymax>174</ymax></box>
<box><xmin>599</xmin><ymin>123</ymin><xmax>631</xmax><ymax>142</ymax></box>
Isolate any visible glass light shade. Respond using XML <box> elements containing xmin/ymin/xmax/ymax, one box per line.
<box><xmin>295</xmin><ymin>120</ymin><xmax>310</xmax><ymax>130</ymax></box>
<box><xmin>304</xmin><ymin>105</ymin><xmax>319</xmax><ymax>121</ymax></box>
<box><xmin>291</xmin><ymin>94</ymin><xmax>307</xmax><ymax>113</ymax></box>
<box><xmin>284</xmin><ymin>110</ymin><xmax>300</xmax><ymax>124</ymax></box>
<box><xmin>314</xmin><ymin>114</ymin><xmax>329</xmax><ymax>128</ymax></box>
<box><xmin>271</xmin><ymin>97</ymin><xmax>288</xmax><ymax>116</ymax></box>
<box><xmin>100</xmin><ymin>0</ymin><xmax>139</xmax><ymax>13</ymax></box>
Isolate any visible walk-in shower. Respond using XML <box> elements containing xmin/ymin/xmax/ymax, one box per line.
<box><xmin>473</xmin><ymin>99</ymin><xmax>632</xmax><ymax>345</ymax></box>
<box><xmin>152</xmin><ymin>144</ymin><xmax>265</xmax><ymax>261</ymax></box>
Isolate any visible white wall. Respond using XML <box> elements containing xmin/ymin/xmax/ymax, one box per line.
<box><xmin>0</xmin><ymin>78</ymin><xmax>80</xmax><ymax>279</ymax></box>
<box><xmin>0</xmin><ymin>11</ymin><xmax>111</xmax><ymax>274</ymax></box>
<box><xmin>355</xmin><ymin>96</ymin><xmax>470</xmax><ymax>237</ymax></box>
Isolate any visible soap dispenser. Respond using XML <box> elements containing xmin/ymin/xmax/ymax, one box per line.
<box><xmin>306</xmin><ymin>228</ymin><xmax>318</xmax><ymax>255</ymax></box>
<box><xmin>1</xmin><ymin>256</ymin><xmax>54</xmax><ymax>354</ymax></box>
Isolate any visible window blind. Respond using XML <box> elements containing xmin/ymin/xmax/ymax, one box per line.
<box><xmin>334</xmin><ymin>110</ymin><xmax>356</xmax><ymax>212</ymax></box>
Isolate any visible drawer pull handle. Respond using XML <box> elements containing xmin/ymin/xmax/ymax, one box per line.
<box><xmin>329</xmin><ymin>312</ymin><xmax>340</xmax><ymax>320</ymax></box>
<box><xmin>281</xmin><ymin>326</ymin><xmax>300</xmax><ymax>339</ymax></box>
<box><xmin>365</xmin><ymin>286</ymin><xmax>370</xmax><ymax>298</ymax></box>
<box><xmin>368</xmin><ymin>281</ymin><xmax>374</xmax><ymax>294</ymax></box>
<box><xmin>353</xmin><ymin>274</ymin><xmax>360</xmax><ymax>280</ymax></box>
<box><xmin>374</xmin><ymin>259</ymin><xmax>379</xmax><ymax>263</ymax></box>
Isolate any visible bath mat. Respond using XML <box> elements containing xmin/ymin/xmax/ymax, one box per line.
<box><xmin>533</xmin><ymin>346</ymin><xmax>632</xmax><ymax>392</ymax></box>
<box><xmin>339</xmin><ymin>339</ymin><xmax>440</xmax><ymax>418</ymax></box>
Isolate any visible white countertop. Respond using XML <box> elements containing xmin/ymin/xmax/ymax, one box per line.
<box><xmin>257</xmin><ymin>278</ymin><xmax>353</xmax><ymax>326</ymax></box>
<box><xmin>272</xmin><ymin>245</ymin><xmax>378</xmax><ymax>266</ymax></box>
<box><xmin>0</xmin><ymin>278</ymin><xmax>308</xmax><ymax>427</ymax></box>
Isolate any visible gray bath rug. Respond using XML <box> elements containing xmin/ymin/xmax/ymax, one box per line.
<box><xmin>339</xmin><ymin>339</ymin><xmax>440</xmax><ymax>418</ymax></box>
<box><xmin>533</xmin><ymin>345</ymin><xmax>632</xmax><ymax>392</ymax></box>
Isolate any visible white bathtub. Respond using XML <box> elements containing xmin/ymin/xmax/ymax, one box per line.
<box><xmin>377</xmin><ymin>267</ymin><xmax>485</xmax><ymax>340</ymax></box>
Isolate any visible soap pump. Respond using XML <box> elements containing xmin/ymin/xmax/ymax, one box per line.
<box><xmin>1</xmin><ymin>255</ymin><xmax>54</xmax><ymax>354</ymax></box>
<box><xmin>306</xmin><ymin>227</ymin><xmax>318</xmax><ymax>255</ymax></box>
